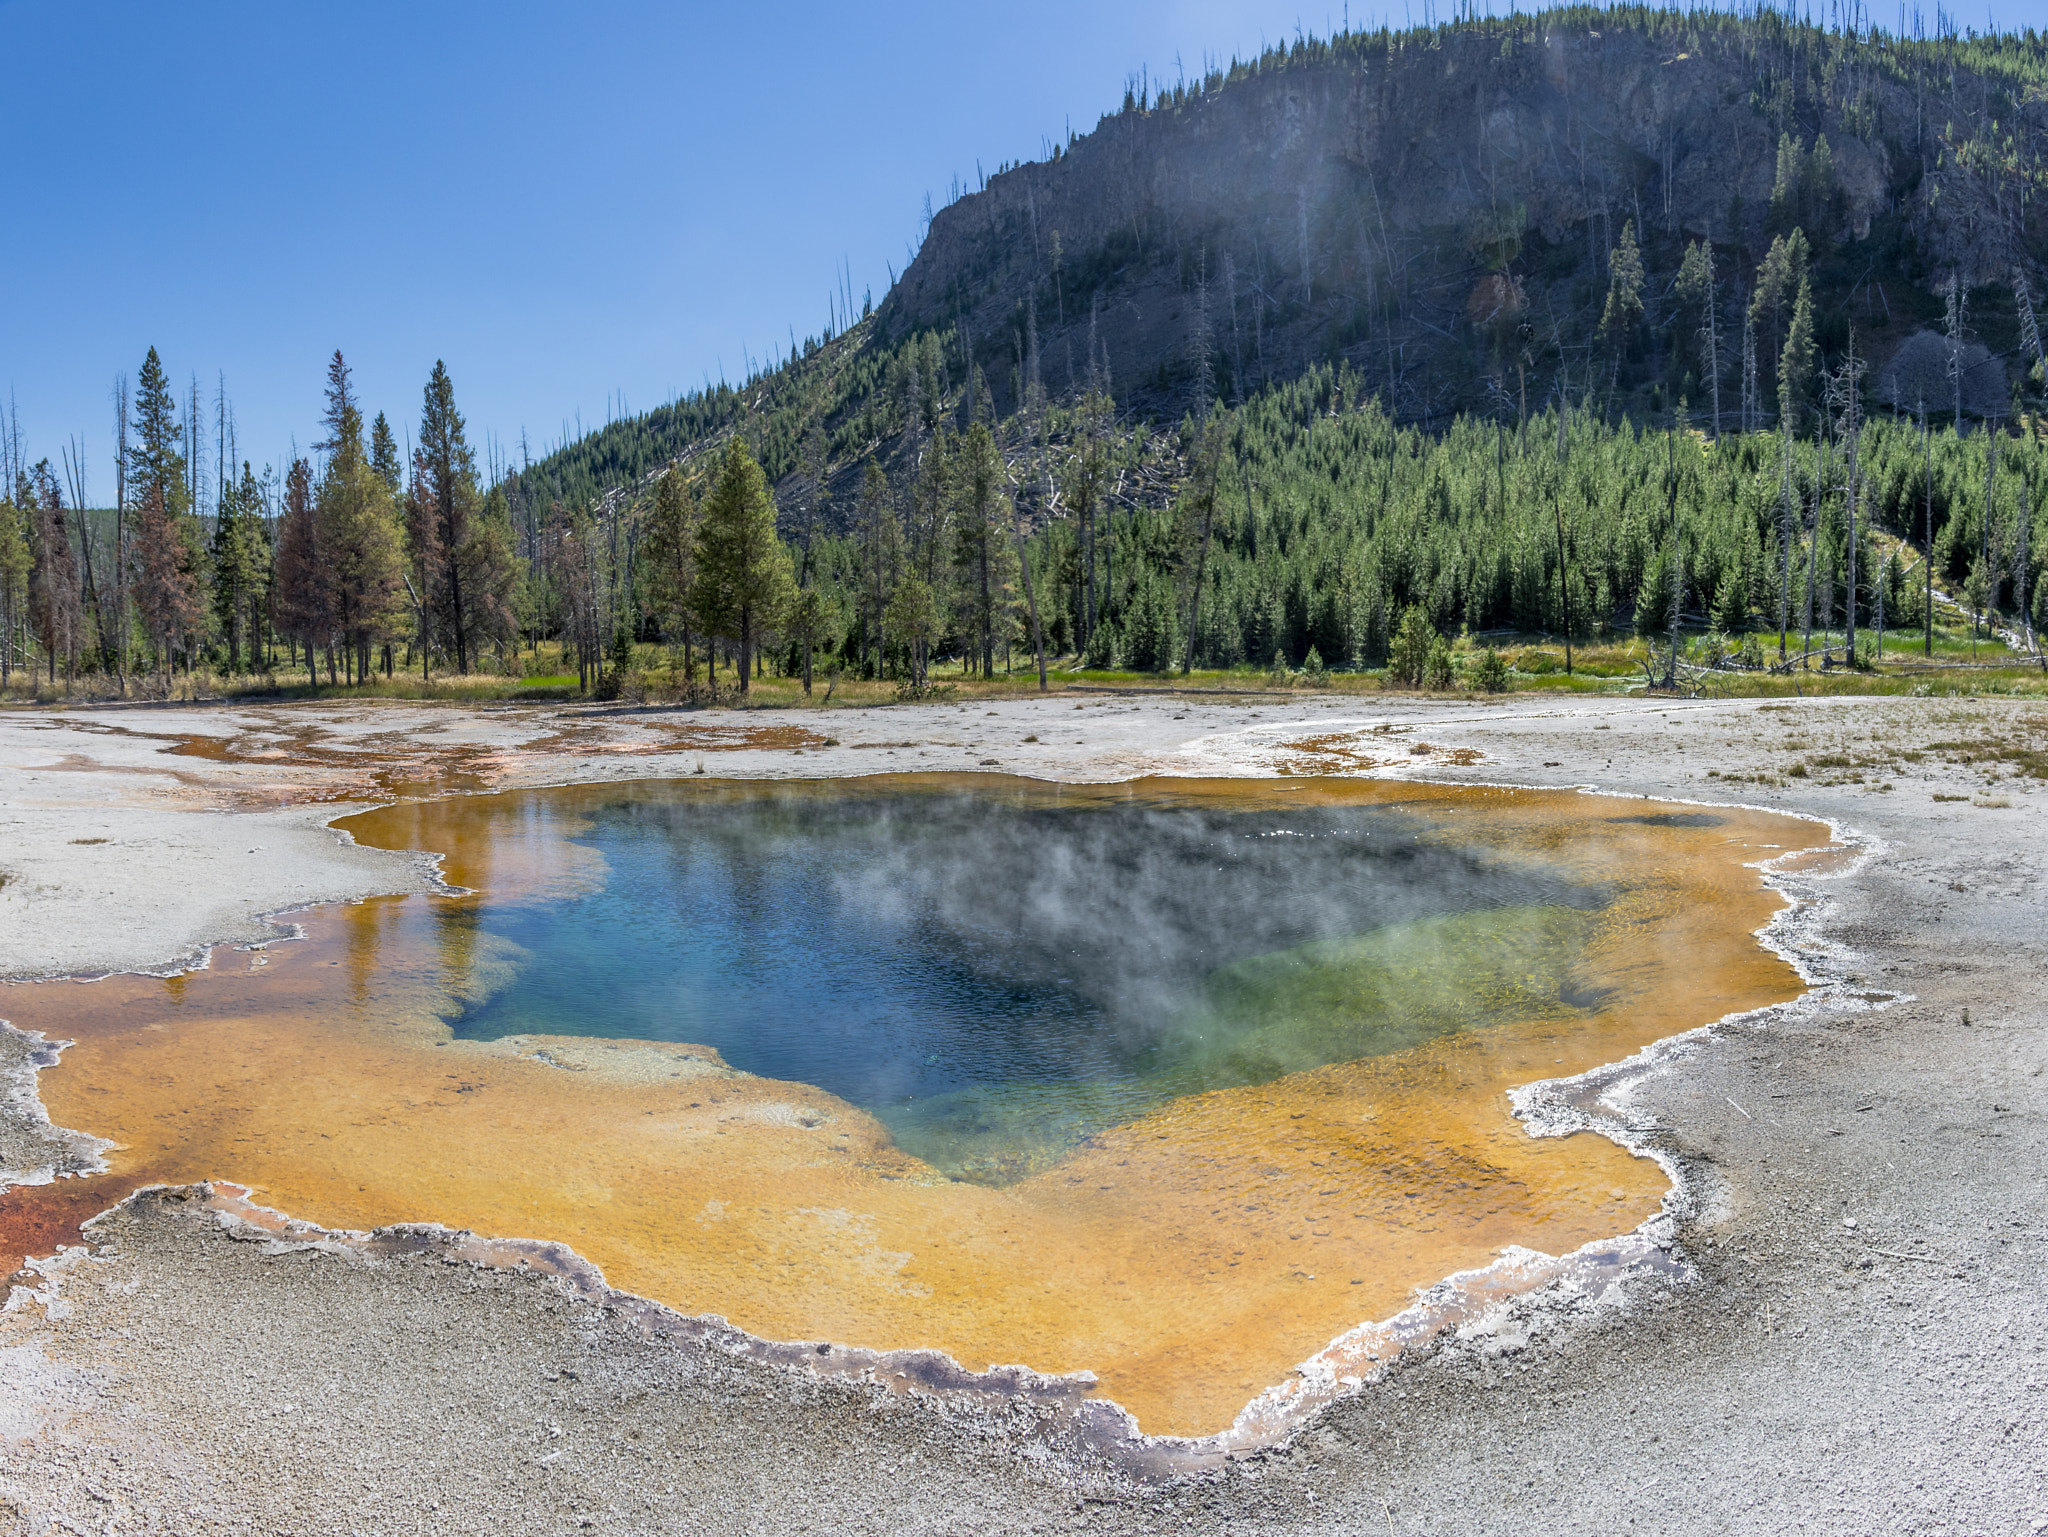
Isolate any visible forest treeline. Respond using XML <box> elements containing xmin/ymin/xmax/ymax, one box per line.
<box><xmin>0</xmin><ymin>349</ymin><xmax>534</xmax><ymax>691</ymax></box>
<box><xmin>4</xmin><ymin>310</ymin><xmax>2043</xmax><ymax>701</ymax></box>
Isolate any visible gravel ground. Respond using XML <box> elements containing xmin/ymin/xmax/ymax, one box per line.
<box><xmin>0</xmin><ymin>691</ymin><xmax>2041</xmax><ymax>1535</ymax></box>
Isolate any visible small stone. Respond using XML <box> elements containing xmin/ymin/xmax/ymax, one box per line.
<box><xmin>1842</xmin><ymin>1218</ymin><xmax>1858</xmax><ymax>1230</ymax></box>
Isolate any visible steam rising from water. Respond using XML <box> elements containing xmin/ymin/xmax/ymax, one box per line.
<box><xmin>448</xmin><ymin>783</ymin><xmax>1607</xmax><ymax>1179</ymax></box>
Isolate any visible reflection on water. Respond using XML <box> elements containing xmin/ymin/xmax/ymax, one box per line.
<box><xmin>446</xmin><ymin>787</ymin><xmax>1609</xmax><ymax>1181</ymax></box>
<box><xmin>5</xmin><ymin>776</ymin><xmax>1830</xmax><ymax>1437</ymax></box>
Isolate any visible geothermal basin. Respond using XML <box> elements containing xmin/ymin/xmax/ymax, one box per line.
<box><xmin>2</xmin><ymin>774</ymin><xmax>1828</xmax><ymax>1441</ymax></box>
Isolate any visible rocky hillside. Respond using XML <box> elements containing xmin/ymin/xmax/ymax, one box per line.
<box><xmin>512</xmin><ymin>6</ymin><xmax>2048</xmax><ymax>527</ymax></box>
<box><xmin>885</xmin><ymin>5</ymin><xmax>2046</xmax><ymax>426</ymax></box>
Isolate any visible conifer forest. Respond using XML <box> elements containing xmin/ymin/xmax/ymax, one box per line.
<box><xmin>7</xmin><ymin>4</ymin><xmax>2048</xmax><ymax>700</ymax></box>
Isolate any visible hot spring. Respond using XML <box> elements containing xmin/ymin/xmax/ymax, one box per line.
<box><xmin>4</xmin><ymin>776</ymin><xmax>1828</xmax><ymax>1437</ymax></box>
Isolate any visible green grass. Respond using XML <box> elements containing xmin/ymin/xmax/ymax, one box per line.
<box><xmin>5</xmin><ymin>622</ymin><xmax>2043</xmax><ymax>708</ymax></box>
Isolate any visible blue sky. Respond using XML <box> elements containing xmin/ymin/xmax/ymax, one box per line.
<box><xmin>3</xmin><ymin>0</ymin><xmax>2043</xmax><ymax>499</ymax></box>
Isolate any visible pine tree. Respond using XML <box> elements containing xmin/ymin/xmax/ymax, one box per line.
<box><xmin>132</xmin><ymin>483</ymin><xmax>203</xmax><ymax>688</ymax></box>
<box><xmin>1750</xmin><ymin>230</ymin><xmax>1809</xmax><ymax>412</ymax></box>
<box><xmin>239</xmin><ymin>463</ymin><xmax>273</xmax><ymax>670</ymax></box>
<box><xmin>546</xmin><ymin>502</ymin><xmax>599</xmax><ymax>690</ymax></box>
<box><xmin>1598</xmin><ymin>220</ymin><xmax>1645</xmax><ymax>374</ymax></box>
<box><xmin>273</xmin><ymin>457</ymin><xmax>325</xmax><ymax>683</ymax></box>
<box><xmin>468</xmin><ymin>483</ymin><xmax>520</xmax><ymax>676</ymax></box>
<box><xmin>402</xmin><ymin>447</ymin><xmax>442</xmax><ymax>680</ymax></box>
<box><xmin>27</xmin><ymin>468</ymin><xmax>82</xmax><ymax>687</ymax></box>
<box><xmin>1676</xmin><ymin>241</ymin><xmax>1721</xmax><ymax>435</ymax></box>
<box><xmin>1780</xmin><ymin>277</ymin><xmax>1819</xmax><ymax>431</ymax></box>
<box><xmin>128</xmin><ymin>348</ymin><xmax>187</xmax><ymax>518</ymax></box>
<box><xmin>1768</xmin><ymin>133</ymin><xmax>1804</xmax><ymax>229</ymax></box>
<box><xmin>1061</xmin><ymin>401</ymin><xmax>1111</xmax><ymax>649</ymax></box>
<box><xmin>641</xmin><ymin>464</ymin><xmax>700</xmax><ymax>673</ymax></box>
<box><xmin>370</xmin><ymin>412</ymin><xmax>403</xmax><ymax>498</ymax></box>
<box><xmin>885</xmin><ymin>573</ymin><xmax>938</xmax><ymax>688</ymax></box>
<box><xmin>0</xmin><ymin>490</ymin><xmax>28</xmax><ymax>692</ymax></box>
<box><xmin>856</xmin><ymin>460</ymin><xmax>897</xmax><ymax>679</ymax></box>
<box><xmin>125</xmin><ymin>348</ymin><xmax>204</xmax><ymax>679</ymax></box>
<box><xmin>321</xmin><ymin>450</ymin><xmax>402</xmax><ymax>685</ymax></box>
<box><xmin>412</xmin><ymin>361</ymin><xmax>513</xmax><ymax>675</ymax></box>
<box><xmin>691</xmin><ymin>436</ymin><xmax>792</xmax><ymax>694</ymax></box>
<box><xmin>316</xmin><ymin>359</ymin><xmax>402</xmax><ymax>686</ymax></box>
<box><xmin>952</xmin><ymin>422</ymin><xmax>1003</xmax><ymax>677</ymax></box>
<box><xmin>209</xmin><ymin>462</ymin><xmax>268</xmax><ymax>673</ymax></box>
<box><xmin>793</xmin><ymin>426</ymin><xmax>829</xmax><ymax>692</ymax></box>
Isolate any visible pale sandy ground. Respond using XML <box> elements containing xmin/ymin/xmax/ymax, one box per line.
<box><xmin>0</xmin><ymin>689</ymin><xmax>2042</xmax><ymax>1535</ymax></box>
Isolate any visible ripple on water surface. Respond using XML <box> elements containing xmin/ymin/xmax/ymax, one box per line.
<box><xmin>9</xmin><ymin>776</ymin><xmax>1828</xmax><ymax>1437</ymax></box>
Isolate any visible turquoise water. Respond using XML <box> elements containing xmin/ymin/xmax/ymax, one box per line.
<box><xmin>446</xmin><ymin>782</ymin><xmax>1607</xmax><ymax>1181</ymax></box>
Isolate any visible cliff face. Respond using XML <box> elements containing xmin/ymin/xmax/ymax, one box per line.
<box><xmin>881</xmin><ymin>13</ymin><xmax>2041</xmax><ymax>424</ymax></box>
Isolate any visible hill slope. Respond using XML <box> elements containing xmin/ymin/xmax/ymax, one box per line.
<box><xmin>891</xmin><ymin>6</ymin><xmax>2046</xmax><ymax>423</ymax></box>
<box><xmin>510</xmin><ymin>5</ymin><xmax>2048</xmax><ymax>529</ymax></box>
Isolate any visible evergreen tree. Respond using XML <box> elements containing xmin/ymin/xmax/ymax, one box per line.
<box><xmin>469</xmin><ymin>482</ymin><xmax>521</xmax><ymax>675</ymax></box>
<box><xmin>855</xmin><ymin>460</ymin><xmax>897</xmax><ymax>678</ymax></box>
<box><xmin>691</xmin><ymin>436</ymin><xmax>792</xmax><ymax>693</ymax></box>
<box><xmin>952</xmin><ymin>422</ymin><xmax>1003</xmax><ymax>677</ymax></box>
<box><xmin>1750</xmin><ymin>230</ymin><xmax>1809</xmax><ymax>410</ymax></box>
<box><xmin>885</xmin><ymin>573</ymin><xmax>939</xmax><ymax>688</ymax></box>
<box><xmin>640</xmin><ymin>464</ymin><xmax>699</xmax><ymax>671</ymax></box>
<box><xmin>1767</xmin><ymin>133</ymin><xmax>1805</xmax><ymax>230</ymax></box>
<box><xmin>546</xmin><ymin>502</ymin><xmax>600</xmax><ymax>689</ymax></box>
<box><xmin>1675</xmin><ymin>241</ymin><xmax>1721</xmax><ymax>433</ymax></box>
<box><xmin>209</xmin><ymin>462</ymin><xmax>269</xmax><ymax>673</ymax></box>
<box><xmin>792</xmin><ymin>425</ymin><xmax>829</xmax><ymax>692</ymax></box>
<box><xmin>314</xmin><ymin>354</ymin><xmax>402</xmax><ymax>684</ymax></box>
<box><xmin>27</xmin><ymin>467</ymin><xmax>82</xmax><ymax>687</ymax></box>
<box><xmin>370</xmin><ymin>412</ymin><xmax>403</xmax><ymax>498</ymax></box>
<box><xmin>1060</xmin><ymin>400</ymin><xmax>1111</xmax><ymax>649</ymax></box>
<box><xmin>272</xmin><ymin>457</ymin><xmax>325</xmax><ymax>683</ymax></box>
<box><xmin>132</xmin><ymin>483</ymin><xmax>203</xmax><ymax>687</ymax></box>
<box><xmin>128</xmin><ymin>347</ymin><xmax>187</xmax><ymax>518</ymax></box>
<box><xmin>1177</xmin><ymin>412</ymin><xmax>1227</xmax><ymax>675</ymax></box>
<box><xmin>1780</xmin><ymin>277</ymin><xmax>1819</xmax><ymax>431</ymax></box>
<box><xmin>126</xmin><ymin>348</ymin><xmax>203</xmax><ymax>678</ymax></box>
<box><xmin>402</xmin><ymin>447</ymin><xmax>442</xmax><ymax>679</ymax></box>
<box><xmin>412</xmin><ymin>361</ymin><xmax>514</xmax><ymax>675</ymax></box>
<box><xmin>0</xmin><ymin>489</ymin><xmax>28</xmax><ymax>691</ymax></box>
<box><xmin>1598</xmin><ymin>220</ymin><xmax>1645</xmax><ymax>371</ymax></box>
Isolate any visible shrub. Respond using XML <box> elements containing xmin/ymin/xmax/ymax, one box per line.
<box><xmin>1473</xmin><ymin>644</ymin><xmax>1509</xmax><ymax>692</ymax></box>
<box><xmin>1424</xmin><ymin>634</ymin><xmax>1456</xmax><ymax>690</ymax></box>
<box><xmin>1388</xmin><ymin>605</ymin><xmax>1437</xmax><ymax>686</ymax></box>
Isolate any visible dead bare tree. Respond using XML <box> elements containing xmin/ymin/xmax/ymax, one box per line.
<box><xmin>1826</xmin><ymin>331</ymin><xmax>1867</xmax><ymax>658</ymax></box>
<box><xmin>2016</xmin><ymin>268</ymin><xmax>2044</xmax><ymax>381</ymax></box>
<box><xmin>60</xmin><ymin>436</ymin><xmax>110</xmax><ymax>674</ymax></box>
<box><xmin>2016</xmin><ymin>478</ymin><xmax>2036</xmax><ymax>657</ymax></box>
<box><xmin>1777</xmin><ymin>415</ymin><xmax>1797</xmax><ymax>661</ymax></box>
<box><xmin>1179</xmin><ymin>412</ymin><xmax>1225</xmax><ymax>676</ymax></box>
<box><xmin>1921</xmin><ymin>396</ymin><xmax>1935</xmax><ymax>657</ymax></box>
<box><xmin>1740</xmin><ymin>277</ymin><xmax>1760</xmax><ymax>434</ymax></box>
<box><xmin>110</xmin><ymin>376</ymin><xmax>130</xmax><ymax>685</ymax></box>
